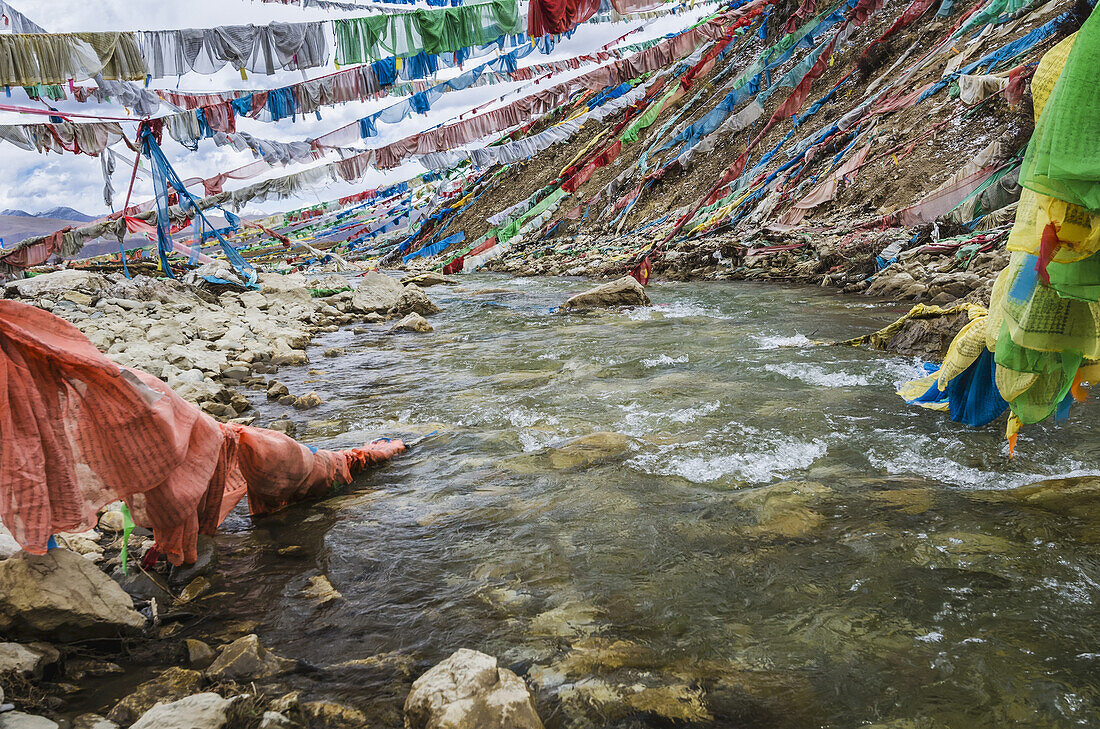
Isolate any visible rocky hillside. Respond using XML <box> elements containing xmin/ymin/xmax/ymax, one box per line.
<box><xmin>400</xmin><ymin>0</ymin><xmax>1087</xmax><ymax>313</ymax></box>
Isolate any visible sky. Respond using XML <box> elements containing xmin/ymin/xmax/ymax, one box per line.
<box><xmin>0</xmin><ymin>0</ymin><xmax>709</xmax><ymax>220</ymax></box>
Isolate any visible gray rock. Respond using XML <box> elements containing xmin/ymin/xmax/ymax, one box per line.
<box><xmin>97</xmin><ymin>509</ymin><xmax>126</xmax><ymax>533</ymax></box>
<box><xmin>220</xmin><ymin>366</ymin><xmax>250</xmax><ymax>381</ymax></box>
<box><xmin>0</xmin><ymin>642</ymin><xmax>60</xmax><ymax>678</ymax></box>
<box><xmin>185</xmin><ymin>639</ymin><xmax>216</xmax><ymax>670</ymax></box>
<box><xmin>72</xmin><ymin>715</ymin><xmax>118</xmax><ymax>729</ymax></box>
<box><xmin>388</xmin><ymin>313</ymin><xmax>433</xmax><ymax>334</ymax></box>
<box><xmin>391</xmin><ymin>284</ymin><xmax>442</xmax><ymax>316</ymax></box>
<box><xmin>258</xmin><ymin>712</ymin><xmax>294</xmax><ymax>729</ymax></box>
<box><xmin>0</xmin><ymin>549</ymin><xmax>145</xmax><ymax>642</ymax></box>
<box><xmin>401</xmin><ymin>272</ymin><xmax>453</xmax><ymax>288</ymax></box>
<box><xmin>563</xmin><ymin>276</ymin><xmax>650</xmax><ymax>311</ymax></box>
<box><xmin>168</xmin><ymin>536</ymin><xmax>218</xmax><ymax>588</ymax></box>
<box><xmin>405</xmin><ymin>648</ymin><xmax>543</xmax><ymax>729</ymax></box>
<box><xmin>129</xmin><ymin>693</ymin><xmax>231</xmax><ymax>729</ymax></box>
<box><xmin>322</xmin><ymin>347</ymin><xmax>344</xmax><ymax>358</ymax></box>
<box><xmin>205</xmin><ymin>634</ymin><xmax>295</xmax><ymax>681</ymax></box>
<box><xmin>0</xmin><ymin>713</ymin><xmax>59</xmax><ymax>729</ymax></box>
<box><xmin>4</xmin><ymin>270</ymin><xmax>109</xmax><ymax>300</ymax></box>
<box><xmin>111</xmin><ymin>569</ymin><xmax>173</xmax><ymax>603</ymax></box>
<box><xmin>201</xmin><ymin>402</ymin><xmax>237</xmax><ymax>419</ymax></box>
<box><xmin>351</xmin><ymin>272</ymin><xmax>404</xmax><ymax>313</ymax></box>
<box><xmin>271</xmin><ymin>352</ymin><xmax>308</xmax><ymax>367</ymax></box>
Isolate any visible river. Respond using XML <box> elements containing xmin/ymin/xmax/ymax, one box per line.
<box><xmin>201</xmin><ymin>276</ymin><xmax>1098</xmax><ymax>728</ymax></box>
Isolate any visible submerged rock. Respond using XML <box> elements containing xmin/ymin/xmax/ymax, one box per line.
<box><xmin>0</xmin><ymin>549</ymin><xmax>145</xmax><ymax>641</ymax></box>
<box><xmin>300</xmin><ymin>701</ymin><xmax>370</xmax><ymax>729</ymax></box>
<box><xmin>546</xmin><ymin>432</ymin><xmax>629</xmax><ymax>470</ymax></box>
<box><xmin>129</xmin><ymin>693</ymin><xmax>231</xmax><ymax>729</ymax></box>
<box><xmin>404</xmin><ymin>648</ymin><xmax>543</xmax><ymax>729</ymax></box>
<box><xmin>205</xmin><ymin>634</ymin><xmax>295</xmax><ymax>681</ymax></box>
<box><xmin>730</xmin><ymin>481</ymin><xmax>833</xmax><ymax>538</ymax></box>
<box><xmin>71</xmin><ymin>715</ymin><xmax>118</xmax><ymax>729</ymax></box>
<box><xmin>351</xmin><ymin>272</ymin><xmax>404</xmax><ymax>313</ymax></box>
<box><xmin>389</xmin><ymin>313</ymin><xmax>433</xmax><ymax>334</ymax></box>
<box><xmin>562</xmin><ymin>276</ymin><xmax>650</xmax><ymax>311</ymax></box>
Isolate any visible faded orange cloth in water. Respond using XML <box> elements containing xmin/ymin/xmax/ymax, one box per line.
<box><xmin>0</xmin><ymin>299</ymin><xmax>403</xmax><ymax>564</ymax></box>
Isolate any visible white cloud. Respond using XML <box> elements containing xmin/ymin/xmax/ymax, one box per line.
<box><xmin>0</xmin><ymin>0</ymin><xmax>709</xmax><ymax>220</ymax></box>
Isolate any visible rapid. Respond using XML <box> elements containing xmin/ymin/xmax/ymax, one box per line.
<box><xmin>193</xmin><ymin>275</ymin><xmax>1098</xmax><ymax>728</ymax></box>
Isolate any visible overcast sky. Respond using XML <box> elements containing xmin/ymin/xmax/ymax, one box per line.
<box><xmin>0</xmin><ymin>0</ymin><xmax>708</xmax><ymax>218</ymax></box>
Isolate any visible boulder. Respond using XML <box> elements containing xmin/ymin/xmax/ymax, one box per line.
<box><xmin>205</xmin><ymin>634</ymin><xmax>295</xmax><ymax>681</ymax></box>
<box><xmin>0</xmin><ymin>549</ymin><xmax>145</xmax><ymax>641</ymax></box>
<box><xmin>107</xmin><ymin>668</ymin><xmax>205</xmax><ymax>725</ymax></box>
<box><xmin>546</xmin><ymin>432</ymin><xmax>629</xmax><ymax>470</ymax></box>
<box><xmin>257</xmin><ymin>273</ymin><xmax>313</xmax><ymax>309</ymax></box>
<box><xmin>266</xmin><ymin>381</ymin><xmax>290</xmax><ymax>399</ymax></box>
<box><xmin>4</xmin><ymin>270</ymin><xmax>109</xmax><ymax>300</ymax></box>
<box><xmin>304</xmin><ymin>273</ymin><xmax>351</xmax><ymax>293</ymax></box>
<box><xmin>129</xmin><ymin>693</ymin><xmax>231</xmax><ymax>729</ymax></box>
<box><xmin>351</xmin><ymin>272</ymin><xmax>404</xmax><ymax>313</ymax></box>
<box><xmin>0</xmin><ymin>524</ymin><xmax>21</xmax><ymax>559</ymax></box>
<box><xmin>185</xmin><ymin>639</ymin><xmax>216</xmax><ymax>670</ymax></box>
<box><xmin>391</xmin><ymin>285</ymin><xmax>442</xmax><ymax>316</ymax></box>
<box><xmin>562</xmin><ymin>277</ymin><xmax>650</xmax><ymax>311</ymax></box>
<box><xmin>0</xmin><ymin>642</ymin><xmax>60</xmax><ymax>678</ymax></box>
<box><xmin>0</xmin><ymin>713</ymin><xmax>59</xmax><ymax>729</ymax></box>
<box><xmin>388</xmin><ymin>313</ymin><xmax>433</xmax><ymax>334</ymax></box>
<box><xmin>884</xmin><ymin>310</ymin><xmax>969</xmax><ymax>359</ymax></box>
<box><xmin>404</xmin><ymin>648</ymin><xmax>543</xmax><ymax>729</ymax></box>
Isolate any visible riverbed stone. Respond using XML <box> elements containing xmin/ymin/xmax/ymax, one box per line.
<box><xmin>730</xmin><ymin>481</ymin><xmax>833</xmax><ymax>538</ymax></box>
<box><xmin>97</xmin><ymin>508</ymin><xmax>126</xmax><ymax>533</ymax></box>
<box><xmin>0</xmin><ymin>549</ymin><xmax>145</xmax><ymax>641</ymax></box>
<box><xmin>546</xmin><ymin>432</ymin><xmax>629</xmax><ymax>469</ymax></box>
<box><xmin>300</xmin><ymin>575</ymin><xmax>342</xmax><ymax>606</ymax></box>
<box><xmin>258</xmin><ymin>712</ymin><xmax>294</xmax><ymax>729</ymax></box>
<box><xmin>185</xmin><ymin>639</ymin><xmax>216</xmax><ymax>670</ymax></box>
<box><xmin>0</xmin><ymin>642</ymin><xmax>60</xmax><ymax>678</ymax></box>
<box><xmin>266</xmin><ymin>380</ymin><xmax>290</xmax><ymax>399</ymax></box>
<box><xmin>562</xmin><ymin>277</ymin><xmax>650</xmax><ymax>311</ymax></box>
<box><xmin>168</xmin><ymin>535</ymin><xmax>217</xmax><ymax>587</ymax></box>
<box><xmin>293</xmin><ymin>392</ymin><xmax>323</xmax><ymax>410</ymax></box>
<box><xmin>106</xmin><ymin>668</ymin><xmax>205</xmax><ymax>725</ymax></box>
<box><xmin>391</xmin><ymin>284</ymin><xmax>442</xmax><ymax>316</ymax></box>
<box><xmin>205</xmin><ymin>634</ymin><xmax>295</xmax><ymax>681</ymax></box>
<box><xmin>0</xmin><ymin>713</ymin><xmax>59</xmax><ymax>729</ymax></box>
<box><xmin>352</xmin><ymin>272</ymin><xmax>404</xmax><ymax>313</ymax></box>
<box><xmin>300</xmin><ymin>701</ymin><xmax>370</xmax><ymax>729</ymax></box>
<box><xmin>404</xmin><ymin>648</ymin><xmax>543</xmax><ymax>729</ymax></box>
<box><xmin>129</xmin><ymin>693</ymin><xmax>231</xmax><ymax>729</ymax></box>
<box><xmin>402</xmin><ymin>272</ymin><xmax>453</xmax><ymax>288</ymax></box>
<box><xmin>389</xmin><ymin>313</ymin><xmax>433</xmax><ymax>334</ymax></box>
<box><xmin>267</xmin><ymin>419</ymin><xmax>297</xmax><ymax>437</ymax></box>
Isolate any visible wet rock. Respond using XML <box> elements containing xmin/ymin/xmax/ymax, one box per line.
<box><xmin>1001</xmin><ymin>476</ymin><xmax>1100</xmax><ymax>520</ymax></box>
<box><xmin>555</xmin><ymin>638</ymin><xmax>653</xmax><ymax>674</ymax></box>
<box><xmin>300</xmin><ymin>575</ymin><xmax>342</xmax><ymax>606</ymax></box>
<box><xmin>731</xmin><ymin>481</ymin><xmax>833</xmax><ymax>538</ymax></box>
<box><xmin>205</xmin><ymin>634</ymin><xmax>295</xmax><ymax>681</ymax></box>
<box><xmin>404</xmin><ymin>648</ymin><xmax>543</xmax><ymax>729</ymax></box>
<box><xmin>300</xmin><ymin>701</ymin><xmax>370</xmax><ymax>729</ymax></box>
<box><xmin>202</xmin><ymin>402</ymin><xmax>237</xmax><ymax>419</ymax></box>
<box><xmin>179</xmin><ymin>576</ymin><xmax>212</xmax><ymax>603</ymax></box>
<box><xmin>884</xmin><ymin>310</ymin><xmax>970</xmax><ymax>359</ymax></box>
<box><xmin>168</xmin><ymin>535</ymin><xmax>217</xmax><ymax>588</ymax></box>
<box><xmin>0</xmin><ymin>642</ymin><xmax>60</xmax><ymax>679</ymax></box>
<box><xmin>185</xmin><ymin>639</ymin><xmax>216</xmax><ymax>670</ymax></box>
<box><xmin>271</xmin><ymin>352</ymin><xmax>309</xmax><ymax>367</ymax></box>
<box><xmin>267</xmin><ymin>419</ymin><xmax>297</xmax><ymax>438</ymax></box>
<box><xmin>129</xmin><ymin>693</ymin><xmax>231</xmax><ymax>729</ymax></box>
<box><xmin>322</xmin><ymin>347</ymin><xmax>344</xmax><ymax>358</ymax></box>
<box><xmin>388</xmin><ymin>313</ymin><xmax>433</xmax><ymax>334</ymax></box>
<box><xmin>0</xmin><ymin>713</ymin><xmax>59</xmax><ymax>729</ymax></box>
<box><xmin>112</xmin><ymin>569</ymin><xmax>173</xmax><ymax>604</ymax></box>
<box><xmin>0</xmin><ymin>549</ymin><xmax>145</xmax><ymax>641</ymax></box>
<box><xmin>562</xmin><ymin>276</ymin><xmax>650</xmax><ymax>311</ymax></box>
<box><xmin>293</xmin><ymin>392</ymin><xmax>323</xmax><ymax>410</ymax></box>
<box><xmin>547</xmin><ymin>432</ymin><xmax>629</xmax><ymax>469</ymax></box>
<box><xmin>107</xmin><ymin>668</ymin><xmax>205</xmax><ymax>725</ymax></box>
<box><xmin>278</xmin><ymin>395</ymin><xmax>297</xmax><ymax>406</ymax></box>
<box><xmin>626</xmin><ymin>685</ymin><xmax>711</xmax><ymax>723</ymax></box>
<box><xmin>267</xmin><ymin>380</ymin><xmax>290</xmax><ymax>399</ymax></box>
<box><xmin>391</xmin><ymin>284</ymin><xmax>442</xmax><ymax>316</ymax></box>
<box><xmin>351</xmin><ymin>272</ymin><xmax>404</xmax><ymax>313</ymax></box>
<box><xmin>269</xmin><ymin>693</ymin><xmax>300</xmax><ymax>715</ymax></box>
<box><xmin>72</xmin><ymin>715</ymin><xmax>118</xmax><ymax>729</ymax></box>
<box><xmin>529</xmin><ymin>601</ymin><xmax>600</xmax><ymax>638</ymax></box>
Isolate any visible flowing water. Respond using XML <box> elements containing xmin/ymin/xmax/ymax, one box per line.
<box><xmin>201</xmin><ymin>276</ymin><xmax>1097</xmax><ymax>728</ymax></box>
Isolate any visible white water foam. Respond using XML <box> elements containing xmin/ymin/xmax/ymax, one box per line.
<box><xmin>764</xmin><ymin>363</ymin><xmax>871</xmax><ymax>387</ymax></box>
<box><xmin>624</xmin><ymin>301</ymin><xmax>731</xmax><ymax>321</ymax></box>
<box><xmin>641</xmin><ymin>354</ymin><xmax>689</xmax><ymax>368</ymax></box>
<box><xmin>632</xmin><ymin>437</ymin><xmax>827</xmax><ymax>484</ymax></box>
<box><xmin>755</xmin><ymin>334</ymin><xmax>814</xmax><ymax>350</ymax></box>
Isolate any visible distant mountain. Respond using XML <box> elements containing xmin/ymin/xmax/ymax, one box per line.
<box><xmin>0</xmin><ymin>206</ymin><xmax>96</xmax><ymax>223</ymax></box>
